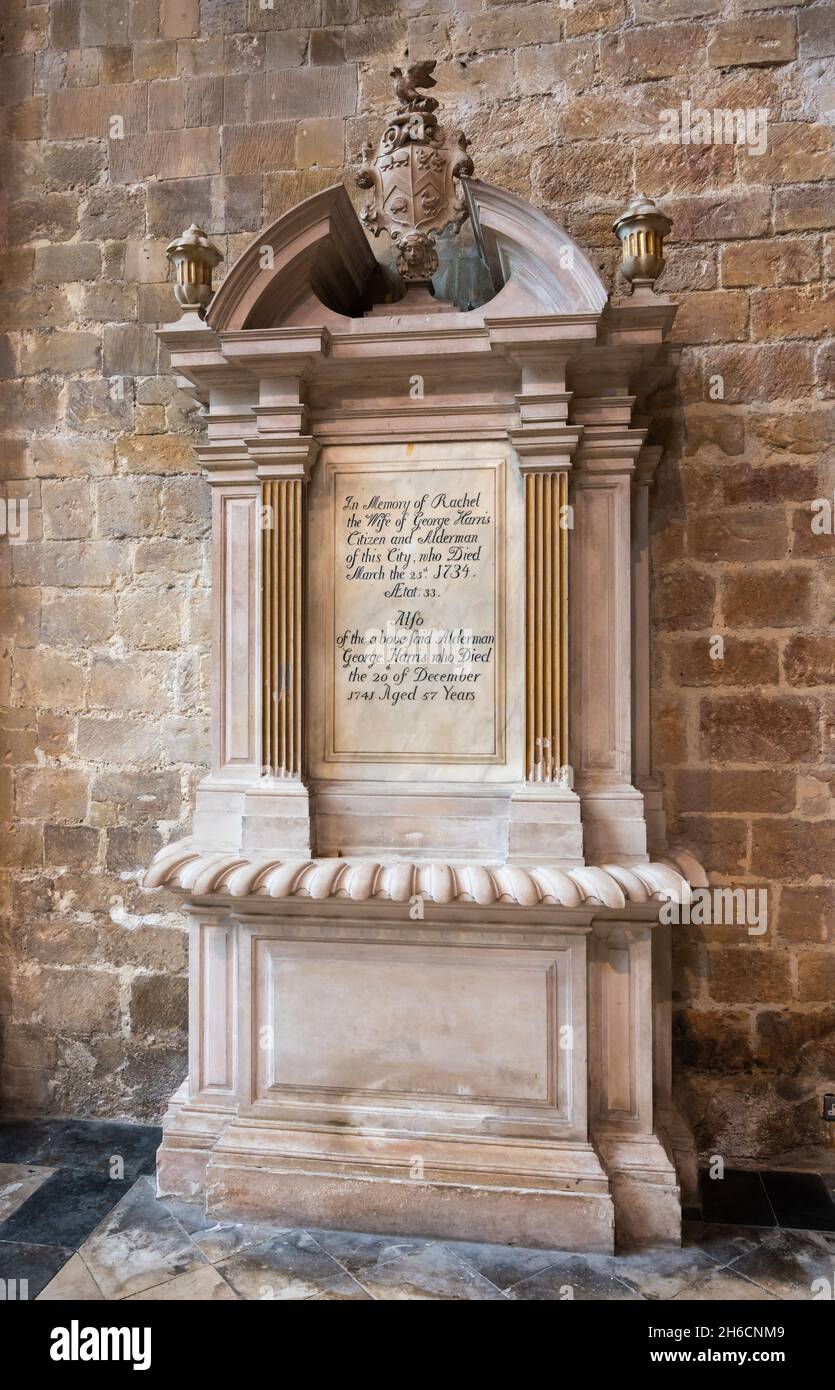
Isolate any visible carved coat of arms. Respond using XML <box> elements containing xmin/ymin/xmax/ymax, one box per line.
<box><xmin>356</xmin><ymin>61</ymin><xmax>474</xmax><ymax>284</ymax></box>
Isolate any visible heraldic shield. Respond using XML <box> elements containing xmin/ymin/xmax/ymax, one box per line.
<box><xmin>357</xmin><ymin>62</ymin><xmax>474</xmax><ymax>284</ymax></box>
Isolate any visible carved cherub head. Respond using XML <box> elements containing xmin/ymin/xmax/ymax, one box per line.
<box><xmin>395</xmin><ymin>231</ymin><xmax>439</xmax><ymax>281</ymax></box>
<box><xmin>399</xmin><ymin>233</ymin><xmax>426</xmax><ymax>267</ymax></box>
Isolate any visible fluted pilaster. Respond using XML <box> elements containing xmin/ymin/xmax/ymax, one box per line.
<box><xmin>262</xmin><ymin>478</ymin><xmax>304</xmax><ymax>778</ymax></box>
<box><xmin>525</xmin><ymin>470</ymin><xmax>569</xmax><ymax>783</ymax></box>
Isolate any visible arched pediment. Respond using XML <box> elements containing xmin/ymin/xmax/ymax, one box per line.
<box><xmin>206</xmin><ymin>184</ymin><xmax>376</xmax><ymax>333</ymax></box>
<box><xmin>463</xmin><ymin>179</ymin><xmax>608</xmax><ymax>316</ymax></box>
<box><xmin>206</xmin><ymin>178</ymin><xmax>608</xmax><ymax>333</ymax></box>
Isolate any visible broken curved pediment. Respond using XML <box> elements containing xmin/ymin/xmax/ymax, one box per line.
<box><xmin>203</xmin><ymin>178</ymin><xmax>609</xmax><ymax>333</ymax></box>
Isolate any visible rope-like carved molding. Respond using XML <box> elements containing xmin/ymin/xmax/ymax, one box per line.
<box><xmin>144</xmin><ymin>840</ymin><xmax>704</xmax><ymax>910</ymax></box>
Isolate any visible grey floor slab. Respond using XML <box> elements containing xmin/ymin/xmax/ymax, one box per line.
<box><xmin>672</xmin><ymin>1267</ymin><xmax>778</xmax><ymax>1301</ymax></box>
<box><xmin>438</xmin><ymin>1237</ymin><xmax>567</xmax><ymax>1294</ymax></box>
<box><xmin>505</xmin><ymin>1252</ymin><xmax>642</xmax><ymax>1301</ymax></box>
<box><xmin>215</xmin><ymin>1229</ymin><xmax>362</xmax><ymax>1301</ymax></box>
<box><xmin>0</xmin><ymin>1120</ymin><xmax>62</xmax><ymax>1166</ymax></box>
<box><xmin>24</xmin><ymin>1172</ymin><xmax>835</xmax><ymax>1303</ymax></box>
<box><xmin>723</xmin><ymin>1228</ymin><xmax>835</xmax><ymax>1301</ymax></box>
<box><xmin>681</xmin><ymin>1220</ymin><xmax>766</xmax><ymax>1267</ymax></box>
<box><xmin>75</xmin><ymin>1176</ymin><xmax>208</xmax><ymax>1300</ymax></box>
<box><xmin>346</xmin><ymin>1242</ymin><xmax>509</xmax><ymax>1300</ymax></box>
<box><xmin>0</xmin><ymin>1163</ymin><xmax>55</xmax><ymax>1222</ymax></box>
<box><xmin>0</xmin><ymin>1239</ymin><xmax>74</xmax><ymax>1299</ymax></box>
<box><xmin>305</xmin><ymin>1227</ymin><xmax>428</xmax><ymax>1280</ymax></box>
<box><xmin>37</xmin><ymin>1119</ymin><xmax>161</xmax><ymax>1181</ymax></box>
<box><xmin>0</xmin><ymin>1167</ymin><xmax>133</xmax><ymax>1248</ymax></box>
<box><xmin>607</xmin><ymin>1244</ymin><xmax>720</xmax><ymax>1300</ymax></box>
<box><xmin>11</xmin><ymin>1122</ymin><xmax>835</xmax><ymax>1303</ymax></box>
<box><xmin>159</xmin><ymin>1194</ymin><xmax>291</xmax><ymax>1264</ymax></box>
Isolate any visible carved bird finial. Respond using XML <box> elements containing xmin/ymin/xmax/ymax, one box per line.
<box><xmin>390</xmin><ymin>59</ymin><xmax>439</xmax><ymax>114</ymax></box>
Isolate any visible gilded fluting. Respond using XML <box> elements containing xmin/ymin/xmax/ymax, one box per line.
<box><xmin>525</xmin><ymin>471</ymin><xmax>568</xmax><ymax>782</ymax></box>
<box><xmin>262</xmin><ymin>479</ymin><xmax>304</xmax><ymax>778</ymax></box>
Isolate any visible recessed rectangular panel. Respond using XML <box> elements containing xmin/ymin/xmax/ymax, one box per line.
<box><xmin>254</xmin><ymin>941</ymin><xmax>570</xmax><ymax>1115</ymax></box>
<box><xmin>219</xmin><ymin>491</ymin><xmax>257</xmax><ymax>768</ymax></box>
<box><xmin>579</xmin><ymin>486</ymin><xmax>615</xmax><ymax>773</ymax></box>
<box><xmin>198</xmin><ymin>923</ymin><xmax>236</xmax><ymax>1093</ymax></box>
<box><xmin>602</xmin><ymin>944</ymin><xmax>634</xmax><ymax>1117</ymax></box>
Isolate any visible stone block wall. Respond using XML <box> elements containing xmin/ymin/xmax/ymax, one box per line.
<box><xmin>0</xmin><ymin>0</ymin><xmax>833</xmax><ymax>1156</ymax></box>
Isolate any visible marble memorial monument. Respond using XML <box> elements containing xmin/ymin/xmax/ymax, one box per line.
<box><xmin>145</xmin><ymin>64</ymin><xmax>704</xmax><ymax>1252</ymax></box>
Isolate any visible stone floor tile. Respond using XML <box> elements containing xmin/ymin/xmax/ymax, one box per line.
<box><xmin>724</xmin><ymin>1228</ymin><xmax>835</xmax><ymax>1300</ymax></box>
<box><xmin>216</xmin><ymin>1229</ymin><xmax>354</xmax><ymax>1301</ymax></box>
<box><xmin>700</xmin><ymin>1168</ymin><xmax>776</xmax><ymax>1228</ymax></box>
<box><xmin>794</xmin><ymin>1226</ymin><xmax>835</xmax><ymax>1256</ymax></box>
<box><xmin>190</xmin><ymin>1221</ymin><xmax>291</xmax><ymax>1264</ymax></box>
<box><xmin>305</xmin><ymin>1226</ymin><xmax>427</xmax><ymax>1279</ymax></box>
<box><xmin>352</xmin><ymin>1242</ymin><xmax>508</xmax><ymax>1300</ymax></box>
<box><xmin>761</xmin><ymin>1170</ymin><xmax>835</xmax><ymax>1233</ymax></box>
<box><xmin>37</xmin><ymin>1252</ymin><xmax>104</xmax><ymax>1301</ymax></box>
<box><xmin>0</xmin><ymin>1120</ymin><xmax>64</xmax><ymax>1166</ymax></box>
<box><xmin>612</xmin><ymin>1244</ymin><xmax>719</xmax><ymax>1300</ymax></box>
<box><xmin>38</xmin><ymin>1120</ymin><xmax>161</xmax><ymax>1182</ymax></box>
<box><xmin>506</xmin><ymin>1253</ymin><xmax>642</xmax><ymax>1301</ymax></box>
<box><xmin>0</xmin><ymin>1163</ymin><xmax>55</xmax><ymax>1222</ymax></box>
<box><xmin>124</xmin><ymin>1264</ymin><xmax>240</xmax><ymax>1301</ymax></box>
<box><xmin>305</xmin><ymin>1273</ymin><xmax>375</xmax><ymax>1300</ymax></box>
<box><xmin>439</xmin><ymin>1237</ymin><xmax>572</xmax><ymax>1294</ymax></box>
<box><xmin>672</xmin><ymin>1267</ymin><xmax>778</xmax><ymax>1300</ymax></box>
<box><xmin>6</xmin><ymin>1141</ymin><xmax>835</xmax><ymax>1302</ymax></box>
<box><xmin>0</xmin><ymin>1240</ymin><xmax>74</xmax><ymax>1299</ymax></box>
<box><xmin>77</xmin><ymin>1177</ymin><xmax>207</xmax><ymax>1299</ymax></box>
<box><xmin>159</xmin><ymin>1195</ymin><xmax>291</xmax><ymax>1263</ymax></box>
<box><xmin>155</xmin><ymin>1195</ymin><xmax>230</xmax><ymax>1235</ymax></box>
<box><xmin>682</xmin><ymin>1220</ymin><xmax>766</xmax><ymax>1267</ymax></box>
<box><xmin>0</xmin><ymin>1167</ymin><xmax>133</xmax><ymax>1249</ymax></box>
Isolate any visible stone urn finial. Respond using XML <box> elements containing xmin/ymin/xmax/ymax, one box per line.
<box><xmin>165</xmin><ymin>223</ymin><xmax>223</xmax><ymax>318</ymax></box>
<box><xmin>356</xmin><ymin>60</ymin><xmax>474</xmax><ymax>288</ymax></box>
<box><xmin>612</xmin><ymin>193</ymin><xmax>672</xmax><ymax>295</ymax></box>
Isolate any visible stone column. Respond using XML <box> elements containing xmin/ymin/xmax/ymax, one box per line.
<box><xmin>571</xmin><ymin>398</ymin><xmax>648</xmax><ymax>863</ymax></box>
